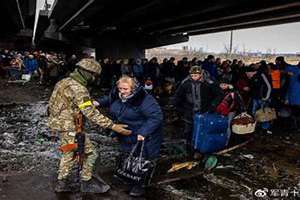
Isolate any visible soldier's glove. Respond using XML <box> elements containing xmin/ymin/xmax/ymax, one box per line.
<box><xmin>93</xmin><ymin>100</ymin><xmax>100</xmax><ymax>107</ymax></box>
<box><xmin>111</xmin><ymin>124</ymin><xmax>132</xmax><ymax>136</ymax></box>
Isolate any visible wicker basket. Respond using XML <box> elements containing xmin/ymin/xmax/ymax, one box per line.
<box><xmin>255</xmin><ymin>107</ymin><xmax>277</xmax><ymax>122</ymax></box>
<box><xmin>232</xmin><ymin>113</ymin><xmax>256</xmax><ymax>134</ymax></box>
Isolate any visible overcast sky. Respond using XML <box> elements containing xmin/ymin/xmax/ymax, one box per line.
<box><xmin>164</xmin><ymin>22</ymin><xmax>300</xmax><ymax>54</ymax></box>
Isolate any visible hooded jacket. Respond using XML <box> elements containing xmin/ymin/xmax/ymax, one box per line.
<box><xmin>174</xmin><ymin>76</ymin><xmax>223</xmax><ymax>123</ymax></box>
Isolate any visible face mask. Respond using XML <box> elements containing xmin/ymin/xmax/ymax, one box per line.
<box><xmin>77</xmin><ymin>68</ymin><xmax>97</xmax><ymax>85</ymax></box>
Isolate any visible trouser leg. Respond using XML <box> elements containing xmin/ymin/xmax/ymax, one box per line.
<box><xmin>80</xmin><ymin>135</ymin><xmax>110</xmax><ymax>194</ymax></box>
<box><xmin>226</xmin><ymin>112</ymin><xmax>235</xmax><ymax>146</ymax></box>
<box><xmin>80</xmin><ymin>135</ymin><xmax>98</xmax><ymax>181</ymax></box>
<box><xmin>183</xmin><ymin>122</ymin><xmax>193</xmax><ymax>157</ymax></box>
<box><xmin>251</xmin><ymin>99</ymin><xmax>261</xmax><ymax>116</ymax></box>
<box><xmin>57</xmin><ymin>132</ymin><xmax>76</xmax><ymax>180</ymax></box>
<box><xmin>58</xmin><ymin>132</ymin><xmax>98</xmax><ymax>181</ymax></box>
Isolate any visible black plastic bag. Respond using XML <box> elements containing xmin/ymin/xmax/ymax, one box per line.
<box><xmin>114</xmin><ymin>141</ymin><xmax>156</xmax><ymax>185</ymax></box>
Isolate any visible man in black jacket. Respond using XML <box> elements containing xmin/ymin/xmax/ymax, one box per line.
<box><xmin>174</xmin><ymin>66</ymin><xmax>223</xmax><ymax>158</ymax></box>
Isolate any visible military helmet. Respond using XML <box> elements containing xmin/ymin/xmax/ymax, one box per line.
<box><xmin>189</xmin><ymin>65</ymin><xmax>202</xmax><ymax>74</ymax></box>
<box><xmin>76</xmin><ymin>58</ymin><xmax>102</xmax><ymax>74</ymax></box>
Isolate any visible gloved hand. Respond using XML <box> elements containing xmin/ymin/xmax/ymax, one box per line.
<box><xmin>111</xmin><ymin>124</ymin><xmax>132</xmax><ymax>136</ymax></box>
<box><xmin>93</xmin><ymin>100</ymin><xmax>100</xmax><ymax>107</ymax></box>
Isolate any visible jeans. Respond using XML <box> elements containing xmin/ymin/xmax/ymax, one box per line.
<box><xmin>226</xmin><ymin>112</ymin><xmax>235</xmax><ymax>145</ymax></box>
<box><xmin>252</xmin><ymin>99</ymin><xmax>271</xmax><ymax>130</ymax></box>
<box><xmin>8</xmin><ymin>68</ymin><xmax>21</xmax><ymax>80</ymax></box>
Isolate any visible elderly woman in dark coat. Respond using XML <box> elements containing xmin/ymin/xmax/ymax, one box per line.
<box><xmin>96</xmin><ymin>75</ymin><xmax>163</xmax><ymax>197</ymax></box>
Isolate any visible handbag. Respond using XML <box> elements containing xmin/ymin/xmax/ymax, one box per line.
<box><xmin>115</xmin><ymin>141</ymin><xmax>156</xmax><ymax>185</ymax></box>
<box><xmin>255</xmin><ymin>106</ymin><xmax>277</xmax><ymax>122</ymax></box>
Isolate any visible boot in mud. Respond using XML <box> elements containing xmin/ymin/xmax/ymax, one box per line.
<box><xmin>55</xmin><ymin>180</ymin><xmax>74</xmax><ymax>193</ymax></box>
<box><xmin>81</xmin><ymin>178</ymin><xmax>110</xmax><ymax>194</ymax></box>
<box><xmin>129</xmin><ymin>185</ymin><xmax>145</xmax><ymax>197</ymax></box>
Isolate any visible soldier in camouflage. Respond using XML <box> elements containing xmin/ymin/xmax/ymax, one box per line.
<box><xmin>48</xmin><ymin>58</ymin><xmax>131</xmax><ymax>193</ymax></box>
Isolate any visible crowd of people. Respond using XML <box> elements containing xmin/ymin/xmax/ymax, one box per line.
<box><xmin>0</xmin><ymin>49</ymin><xmax>78</xmax><ymax>84</ymax></box>
<box><xmin>2</xmin><ymin>48</ymin><xmax>300</xmax><ymax>197</ymax></box>
<box><xmin>97</xmin><ymin>55</ymin><xmax>300</xmax><ymax>136</ymax></box>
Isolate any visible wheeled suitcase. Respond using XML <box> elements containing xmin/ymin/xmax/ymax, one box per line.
<box><xmin>192</xmin><ymin>113</ymin><xmax>229</xmax><ymax>153</ymax></box>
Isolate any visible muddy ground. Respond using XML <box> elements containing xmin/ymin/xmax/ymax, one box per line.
<box><xmin>1</xmin><ymin>79</ymin><xmax>300</xmax><ymax>200</ymax></box>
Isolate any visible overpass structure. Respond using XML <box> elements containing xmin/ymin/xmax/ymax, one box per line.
<box><xmin>0</xmin><ymin>0</ymin><xmax>36</xmax><ymax>49</ymax></box>
<box><xmin>2</xmin><ymin>0</ymin><xmax>300</xmax><ymax>57</ymax></box>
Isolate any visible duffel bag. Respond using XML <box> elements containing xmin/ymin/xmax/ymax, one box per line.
<box><xmin>192</xmin><ymin>112</ymin><xmax>229</xmax><ymax>154</ymax></box>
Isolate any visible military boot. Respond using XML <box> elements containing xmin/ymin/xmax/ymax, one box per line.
<box><xmin>55</xmin><ymin>180</ymin><xmax>73</xmax><ymax>193</ymax></box>
<box><xmin>81</xmin><ymin>178</ymin><xmax>110</xmax><ymax>194</ymax></box>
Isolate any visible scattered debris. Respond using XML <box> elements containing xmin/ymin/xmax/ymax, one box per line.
<box><xmin>168</xmin><ymin>161</ymin><xmax>199</xmax><ymax>173</ymax></box>
<box><xmin>204</xmin><ymin>156</ymin><xmax>218</xmax><ymax>171</ymax></box>
<box><xmin>242</xmin><ymin>154</ymin><xmax>254</xmax><ymax>159</ymax></box>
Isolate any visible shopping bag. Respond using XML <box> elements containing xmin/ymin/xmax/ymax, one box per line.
<box><xmin>115</xmin><ymin>141</ymin><xmax>155</xmax><ymax>185</ymax></box>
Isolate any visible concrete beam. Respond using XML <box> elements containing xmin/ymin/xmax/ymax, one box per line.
<box><xmin>156</xmin><ymin>2</ymin><xmax>300</xmax><ymax>35</ymax></box>
<box><xmin>95</xmin><ymin>36</ymin><xmax>145</xmax><ymax>59</ymax></box>
<box><xmin>141</xmin><ymin>34</ymin><xmax>189</xmax><ymax>49</ymax></box>
<box><xmin>58</xmin><ymin>0</ymin><xmax>95</xmax><ymax>31</ymax></box>
<box><xmin>189</xmin><ymin>15</ymin><xmax>300</xmax><ymax>36</ymax></box>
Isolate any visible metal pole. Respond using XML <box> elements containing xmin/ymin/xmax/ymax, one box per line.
<box><xmin>229</xmin><ymin>30</ymin><xmax>233</xmax><ymax>55</ymax></box>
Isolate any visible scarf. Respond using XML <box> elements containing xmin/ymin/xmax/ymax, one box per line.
<box><xmin>70</xmin><ymin>68</ymin><xmax>95</xmax><ymax>87</ymax></box>
<box><xmin>119</xmin><ymin>92</ymin><xmax>135</xmax><ymax>103</ymax></box>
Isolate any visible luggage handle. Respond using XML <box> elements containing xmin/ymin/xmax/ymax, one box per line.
<box><xmin>128</xmin><ymin>140</ymin><xmax>145</xmax><ymax>162</ymax></box>
<box><xmin>235</xmin><ymin>112</ymin><xmax>252</xmax><ymax>119</ymax></box>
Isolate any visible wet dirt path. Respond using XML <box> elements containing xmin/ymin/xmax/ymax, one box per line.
<box><xmin>1</xmin><ymin>80</ymin><xmax>300</xmax><ymax>200</ymax></box>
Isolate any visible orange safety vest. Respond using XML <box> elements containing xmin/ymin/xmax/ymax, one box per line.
<box><xmin>271</xmin><ymin>70</ymin><xmax>280</xmax><ymax>89</ymax></box>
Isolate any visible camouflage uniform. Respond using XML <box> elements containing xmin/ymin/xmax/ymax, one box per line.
<box><xmin>48</xmin><ymin>74</ymin><xmax>114</xmax><ymax>181</ymax></box>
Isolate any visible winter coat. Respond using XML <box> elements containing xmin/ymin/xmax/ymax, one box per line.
<box><xmin>121</xmin><ymin>64</ymin><xmax>132</xmax><ymax>75</ymax></box>
<box><xmin>202</xmin><ymin>60</ymin><xmax>218</xmax><ymax>80</ymax></box>
<box><xmin>176</xmin><ymin>61</ymin><xmax>190</xmax><ymax>82</ymax></box>
<box><xmin>161</xmin><ymin>61</ymin><xmax>176</xmax><ymax>78</ymax></box>
<box><xmin>250</xmin><ymin>71</ymin><xmax>272</xmax><ymax>100</ymax></box>
<box><xmin>98</xmin><ymin>86</ymin><xmax>163</xmax><ymax>159</ymax></box>
<box><xmin>174</xmin><ymin>76</ymin><xmax>223</xmax><ymax>123</ymax></box>
<box><xmin>235</xmin><ymin>73</ymin><xmax>251</xmax><ymax>105</ymax></box>
<box><xmin>132</xmin><ymin>64</ymin><xmax>144</xmax><ymax>78</ymax></box>
<box><xmin>285</xmin><ymin>65</ymin><xmax>300</xmax><ymax>106</ymax></box>
<box><xmin>24</xmin><ymin>58</ymin><xmax>38</xmax><ymax>74</ymax></box>
<box><xmin>144</xmin><ymin>62</ymin><xmax>160</xmax><ymax>81</ymax></box>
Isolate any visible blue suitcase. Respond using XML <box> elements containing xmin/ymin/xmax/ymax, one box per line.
<box><xmin>192</xmin><ymin>113</ymin><xmax>229</xmax><ymax>154</ymax></box>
